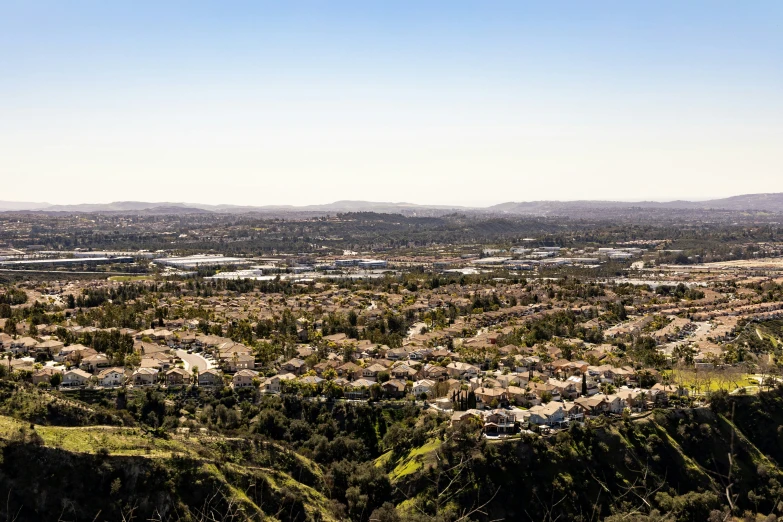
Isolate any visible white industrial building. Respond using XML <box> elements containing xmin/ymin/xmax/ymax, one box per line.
<box><xmin>153</xmin><ymin>255</ymin><xmax>252</xmax><ymax>269</ymax></box>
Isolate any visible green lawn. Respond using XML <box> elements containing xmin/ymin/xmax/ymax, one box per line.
<box><xmin>663</xmin><ymin>369</ymin><xmax>756</xmax><ymax>394</ymax></box>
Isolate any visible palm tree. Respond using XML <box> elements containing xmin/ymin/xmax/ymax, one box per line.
<box><xmin>192</xmin><ymin>365</ymin><xmax>199</xmax><ymax>387</ymax></box>
<box><xmin>637</xmin><ymin>391</ymin><xmax>647</xmax><ymax>411</ymax></box>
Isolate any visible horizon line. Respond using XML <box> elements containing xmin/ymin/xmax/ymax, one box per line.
<box><xmin>1</xmin><ymin>192</ymin><xmax>779</xmax><ymax>209</ymax></box>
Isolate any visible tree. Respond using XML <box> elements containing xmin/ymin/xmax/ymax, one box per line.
<box><xmin>50</xmin><ymin>372</ymin><xmax>62</xmax><ymax>387</ymax></box>
<box><xmin>192</xmin><ymin>365</ymin><xmax>200</xmax><ymax>386</ymax></box>
<box><xmin>4</xmin><ymin>320</ymin><xmax>17</xmax><ymax>335</ymax></box>
<box><xmin>124</xmin><ymin>352</ymin><xmax>141</xmax><ymax>371</ymax></box>
<box><xmin>467</xmin><ymin>390</ymin><xmax>477</xmax><ymax>409</ymax></box>
<box><xmin>637</xmin><ymin>391</ymin><xmax>647</xmax><ymax>411</ymax></box>
<box><xmin>368</xmin><ymin>503</ymin><xmax>401</xmax><ymax>522</ymax></box>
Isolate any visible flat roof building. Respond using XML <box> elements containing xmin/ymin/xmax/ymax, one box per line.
<box><xmin>153</xmin><ymin>255</ymin><xmax>251</xmax><ymax>269</ymax></box>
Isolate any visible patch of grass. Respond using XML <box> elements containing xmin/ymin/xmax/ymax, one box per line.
<box><xmin>665</xmin><ymin>369</ymin><xmax>756</xmax><ymax>394</ymax></box>
<box><xmin>262</xmin><ymin>468</ymin><xmax>340</xmax><ymax>522</ymax></box>
<box><xmin>390</xmin><ymin>458</ymin><xmax>422</xmax><ymax>480</ymax></box>
<box><xmin>0</xmin><ymin>414</ymin><xmax>196</xmax><ymax>458</ymax></box>
<box><xmin>36</xmin><ymin>424</ymin><xmax>191</xmax><ymax>457</ymax></box>
<box><xmin>409</xmin><ymin>438</ymin><xmax>440</xmax><ymax>458</ymax></box>
<box><xmin>375</xmin><ymin>450</ymin><xmax>393</xmax><ymax>468</ymax></box>
<box><xmin>388</xmin><ymin>439</ymin><xmax>441</xmax><ymax>482</ymax></box>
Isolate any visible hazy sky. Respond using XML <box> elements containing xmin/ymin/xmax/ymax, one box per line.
<box><xmin>1</xmin><ymin>1</ymin><xmax>782</xmax><ymax>206</ymax></box>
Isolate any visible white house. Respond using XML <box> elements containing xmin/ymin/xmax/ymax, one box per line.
<box><xmin>413</xmin><ymin>379</ymin><xmax>435</xmax><ymax>397</ymax></box>
<box><xmin>262</xmin><ymin>373</ymin><xmax>297</xmax><ymax>393</ymax></box>
<box><xmin>526</xmin><ymin>403</ymin><xmax>565</xmax><ymax>426</ymax></box>
<box><xmin>62</xmin><ymin>368</ymin><xmax>92</xmax><ymax>388</ymax></box>
<box><xmin>97</xmin><ymin>367</ymin><xmax>126</xmax><ymax>387</ymax></box>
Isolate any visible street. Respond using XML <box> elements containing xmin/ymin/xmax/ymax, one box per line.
<box><xmin>176</xmin><ymin>349</ymin><xmax>213</xmax><ymax>372</ymax></box>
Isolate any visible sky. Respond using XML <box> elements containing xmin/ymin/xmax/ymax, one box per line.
<box><xmin>1</xmin><ymin>1</ymin><xmax>782</xmax><ymax>207</ymax></box>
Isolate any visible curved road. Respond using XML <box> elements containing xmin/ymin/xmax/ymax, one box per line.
<box><xmin>176</xmin><ymin>349</ymin><xmax>213</xmax><ymax>372</ymax></box>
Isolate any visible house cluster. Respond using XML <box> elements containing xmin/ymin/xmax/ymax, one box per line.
<box><xmin>451</xmin><ymin>382</ymin><xmax>673</xmax><ymax>437</ymax></box>
<box><xmin>1</xmin><ymin>323</ymin><xmax>263</xmax><ymax>391</ymax></box>
<box><xmin>256</xmin><ymin>336</ymin><xmax>453</xmax><ymax>399</ymax></box>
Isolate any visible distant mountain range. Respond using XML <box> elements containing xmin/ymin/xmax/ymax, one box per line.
<box><xmin>486</xmin><ymin>193</ymin><xmax>783</xmax><ymax>215</ymax></box>
<box><xmin>2</xmin><ymin>193</ymin><xmax>783</xmax><ymax>216</ymax></box>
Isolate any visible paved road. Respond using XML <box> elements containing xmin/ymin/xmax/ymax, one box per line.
<box><xmin>176</xmin><ymin>349</ymin><xmax>213</xmax><ymax>372</ymax></box>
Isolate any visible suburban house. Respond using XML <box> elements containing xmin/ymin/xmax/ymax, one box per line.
<box><xmin>345</xmin><ymin>378</ymin><xmax>376</xmax><ymax>399</ymax></box>
<box><xmin>313</xmin><ymin>360</ymin><xmax>340</xmax><ymax>376</ymax></box>
<box><xmin>281</xmin><ymin>358</ymin><xmax>307</xmax><ymax>375</ymax></box>
<box><xmin>412</xmin><ymin>379</ymin><xmax>435</xmax><ymax>397</ymax></box>
<box><xmin>80</xmin><ymin>353</ymin><xmax>112</xmax><ymax>372</ymax></box>
<box><xmin>261</xmin><ymin>373</ymin><xmax>296</xmax><ymax>393</ymax></box>
<box><xmin>526</xmin><ymin>403</ymin><xmax>565</xmax><ymax>427</ymax></box>
<box><xmin>35</xmin><ymin>339</ymin><xmax>64</xmax><ymax>356</ymax></box>
<box><xmin>390</xmin><ymin>364</ymin><xmax>418</xmax><ymax>380</ymax></box>
<box><xmin>615</xmin><ymin>389</ymin><xmax>650</xmax><ymax>411</ymax></box>
<box><xmin>337</xmin><ymin>362</ymin><xmax>363</xmax><ymax>380</ymax></box>
<box><xmin>561</xmin><ymin>401</ymin><xmax>586</xmax><ymax>421</ymax></box>
<box><xmin>132</xmin><ymin>367</ymin><xmax>158</xmax><ymax>386</ymax></box>
<box><xmin>135</xmin><ymin>342</ymin><xmax>168</xmax><ymax>357</ymax></box>
<box><xmin>385</xmin><ymin>347</ymin><xmax>408</xmax><ymax>360</ymax></box>
<box><xmin>232</xmin><ymin>369</ymin><xmax>258</xmax><ymax>388</ymax></box>
<box><xmin>547</xmin><ymin>378</ymin><xmax>579</xmax><ymax>400</ymax></box>
<box><xmin>54</xmin><ymin>344</ymin><xmax>91</xmax><ymax>363</ymax></box>
<box><xmin>419</xmin><ymin>364</ymin><xmax>448</xmax><ymax>381</ymax></box>
<box><xmin>506</xmin><ymin>385</ymin><xmax>537</xmax><ymax>406</ymax></box>
<box><xmin>11</xmin><ymin>337</ymin><xmax>38</xmax><ymax>355</ymax></box>
<box><xmin>575</xmin><ymin>395</ymin><xmax>610</xmax><ymax>416</ymax></box>
<box><xmin>604</xmin><ymin>394</ymin><xmax>626</xmax><ymax>414</ymax></box>
<box><xmin>32</xmin><ymin>367</ymin><xmax>62</xmax><ymax>385</ymax></box>
<box><xmin>450</xmin><ymin>410</ymin><xmax>481</xmax><ymax>428</ymax></box>
<box><xmin>299</xmin><ymin>375</ymin><xmax>324</xmax><ymax>387</ymax></box>
<box><xmin>446</xmin><ymin>362</ymin><xmax>480</xmax><ymax>379</ymax></box>
<box><xmin>198</xmin><ymin>368</ymin><xmax>223</xmax><ymax>387</ymax></box>
<box><xmin>362</xmin><ymin>363</ymin><xmax>388</xmax><ymax>381</ymax></box>
<box><xmin>224</xmin><ymin>353</ymin><xmax>255</xmax><ymax>372</ymax></box>
<box><xmin>62</xmin><ymin>368</ymin><xmax>92</xmax><ymax>388</ymax></box>
<box><xmin>166</xmin><ymin>367</ymin><xmax>192</xmax><ymax>386</ymax></box>
<box><xmin>474</xmin><ymin>387</ymin><xmax>507</xmax><ymax>408</ymax></box>
<box><xmin>483</xmin><ymin>409</ymin><xmax>516</xmax><ymax>434</ymax></box>
<box><xmin>381</xmin><ymin>379</ymin><xmax>406</xmax><ymax>398</ymax></box>
<box><xmin>175</xmin><ymin>331</ymin><xmax>197</xmax><ymax>348</ymax></box>
<box><xmin>528</xmin><ymin>381</ymin><xmax>561</xmax><ymax>402</ymax></box>
<box><xmin>97</xmin><ymin>367</ymin><xmax>126</xmax><ymax>387</ymax></box>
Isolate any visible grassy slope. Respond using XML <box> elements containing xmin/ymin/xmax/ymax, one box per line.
<box><xmin>0</xmin><ymin>414</ymin><xmax>338</xmax><ymax>522</ymax></box>
<box><xmin>390</xmin><ymin>399</ymin><xmax>783</xmax><ymax>521</ymax></box>
<box><xmin>375</xmin><ymin>438</ymin><xmax>442</xmax><ymax>482</ymax></box>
